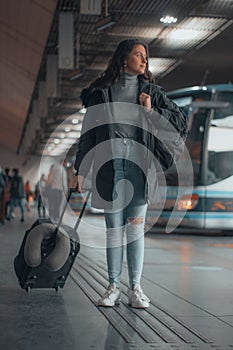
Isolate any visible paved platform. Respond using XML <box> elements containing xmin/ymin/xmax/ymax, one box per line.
<box><xmin>1</xmin><ymin>207</ymin><xmax>233</xmax><ymax>350</ymax></box>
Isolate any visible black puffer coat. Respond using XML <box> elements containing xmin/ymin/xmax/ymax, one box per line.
<box><xmin>75</xmin><ymin>77</ymin><xmax>187</xmax><ymax>209</ymax></box>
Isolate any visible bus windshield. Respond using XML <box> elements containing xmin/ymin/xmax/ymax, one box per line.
<box><xmin>165</xmin><ymin>108</ymin><xmax>208</xmax><ymax>186</ymax></box>
<box><xmin>166</xmin><ymin>89</ymin><xmax>233</xmax><ymax>186</ymax></box>
<box><xmin>208</xmin><ymin>91</ymin><xmax>233</xmax><ymax>184</ymax></box>
<box><xmin>165</xmin><ymin>90</ymin><xmax>211</xmax><ymax>186</ymax></box>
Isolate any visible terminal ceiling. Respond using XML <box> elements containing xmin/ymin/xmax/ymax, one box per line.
<box><xmin>0</xmin><ymin>0</ymin><xmax>233</xmax><ymax>160</ymax></box>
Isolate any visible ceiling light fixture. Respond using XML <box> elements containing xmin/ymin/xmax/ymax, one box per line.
<box><xmin>160</xmin><ymin>15</ymin><xmax>177</xmax><ymax>24</ymax></box>
<box><xmin>55</xmin><ymin>98</ymin><xmax>62</xmax><ymax>107</ymax></box>
<box><xmin>72</xmin><ymin>118</ymin><xmax>79</xmax><ymax>124</ymax></box>
<box><xmin>79</xmin><ymin>107</ymin><xmax>86</xmax><ymax>114</ymax></box>
<box><xmin>95</xmin><ymin>0</ymin><xmax>115</xmax><ymax>32</ymax></box>
<box><xmin>69</xmin><ymin>69</ymin><xmax>85</xmax><ymax>81</ymax></box>
<box><xmin>95</xmin><ymin>15</ymin><xmax>115</xmax><ymax>31</ymax></box>
<box><xmin>47</xmin><ymin>145</ymin><xmax>54</xmax><ymax>151</ymax></box>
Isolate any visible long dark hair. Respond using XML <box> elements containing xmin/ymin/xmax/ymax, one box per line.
<box><xmin>89</xmin><ymin>39</ymin><xmax>154</xmax><ymax>91</ymax></box>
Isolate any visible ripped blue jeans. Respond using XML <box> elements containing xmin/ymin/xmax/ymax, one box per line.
<box><xmin>104</xmin><ymin>138</ymin><xmax>148</xmax><ymax>289</ymax></box>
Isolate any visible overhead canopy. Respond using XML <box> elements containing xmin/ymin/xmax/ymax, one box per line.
<box><xmin>0</xmin><ymin>0</ymin><xmax>233</xmax><ymax>157</ymax></box>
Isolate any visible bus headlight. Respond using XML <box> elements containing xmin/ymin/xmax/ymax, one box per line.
<box><xmin>175</xmin><ymin>194</ymin><xmax>199</xmax><ymax>210</ymax></box>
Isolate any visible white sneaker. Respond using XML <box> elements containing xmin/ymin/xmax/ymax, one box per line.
<box><xmin>98</xmin><ymin>283</ymin><xmax>121</xmax><ymax>307</ymax></box>
<box><xmin>128</xmin><ymin>284</ymin><xmax>150</xmax><ymax>309</ymax></box>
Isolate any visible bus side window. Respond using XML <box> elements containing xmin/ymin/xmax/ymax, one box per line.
<box><xmin>208</xmin><ymin>151</ymin><xmax>216</xmax><ymax>173</ymax></box>
<box><xmin>208</xmin><ymin>151</ymin><xmax>233</xmax><ymax>181</ymax></box>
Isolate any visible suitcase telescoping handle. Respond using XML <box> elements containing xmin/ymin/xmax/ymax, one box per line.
<box><xmin>55</xmin><ymin>188</ymin><xmax>91</xmax><ymax>237</ymax></box>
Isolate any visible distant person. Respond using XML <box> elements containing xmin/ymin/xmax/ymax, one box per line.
<box><xmin>36</xmin><ymin>174</ymin><xmax>46</xmax><ymax>218</ymax></box>
<box><xmin>46</xmin><ymin>161</ymin><xmax>68</xmax><ymax>221</ymax></box>
<box><xmin>3</xmin><ymin>168</ymin><xmax>11</xmax><ymax>219</ymax></box>
<box><xmin>8</xmin><ymin>168</ymin><xmax>25</xmax><ymax>222</ymax></box>
<box><xmin>0</xmin><ymin>167</ymin><xmax>6</xmax><ymax>224</ymax></box>
<box><xmin>46</xmin><ymin>164</ymin><xmax>55</xmax><ymax>220</ymax></box>
<box><xmin>24</xmin><ymin>180</ymin><xmax>32</xmax><ymax>212</ymax></box>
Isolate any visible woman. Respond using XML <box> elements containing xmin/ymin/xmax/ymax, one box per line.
<box><xmin>75</xmin><ymin>39</ymin><xmax>187</xmax><ymax>308</ymax></box>
<box><xmin>0</xmin><ymin>167</ymin><xmax>6</xmax><ymax>224</ymax></box>
<box><xmin>24</xmin><ymin>180</ymin><xmax>32</xmax><ymax>212</ymax></box>
<box><xmin>36</xmin><ymin>174</ymin><xmax>46</xmax><ymax>218</ymax></box>
<box><xmin>8</xmin><ymin>168</ymin><xmax>25</xmax><ymax>222</ymax></box>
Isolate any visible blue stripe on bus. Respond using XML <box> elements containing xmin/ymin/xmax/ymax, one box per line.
<box><xmin>159</xmin><ymin>212</ymin><xmax>233</xmax><ymax>219</ymax></box>
<box><xmin>164</xmin><ymin>189</ymin><xmax>233</xmax><ymax>199</ymax></box>
<box><xmin>205</xmin><ymin>191</ymin><xmax>233</xmax><ymax>198</ymax></box>
<box><xmin>159</xmin><ymin>212</ymin><xmax>204</xmax><ymax>219</ymax></box>
<box><xmin>204</xmin><ymin>213</ymin><xmax>233</xmax><ymax>218</ymax></box>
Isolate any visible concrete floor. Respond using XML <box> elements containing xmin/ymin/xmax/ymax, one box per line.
<box><xmin>1</xmin><ymin>207</ymin><xmax>233</xmax><ymax>350</ymax></box>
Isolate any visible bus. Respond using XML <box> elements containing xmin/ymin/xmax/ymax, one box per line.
<box><xmin>147</xmin><ymin>84</ymin><xmax>233</xmax><ymax>233</ymax></box>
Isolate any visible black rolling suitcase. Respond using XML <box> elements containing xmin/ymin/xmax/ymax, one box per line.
<box><xmin>14</xmin><ymin>189</ymin><xmax>90</xmax><ymax>292</ymax></box>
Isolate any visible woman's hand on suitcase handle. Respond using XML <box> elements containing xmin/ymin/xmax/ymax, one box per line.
<box><xmin>77</xmin><ymin>175</ymin><xmax>84</xmax><ymax>193</ymax></box>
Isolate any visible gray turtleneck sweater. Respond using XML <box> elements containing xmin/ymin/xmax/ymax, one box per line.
<box><xmin>110</xmin><ymin>72</ymin><xmax>140</xmax><ymax>139</ymax></box>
